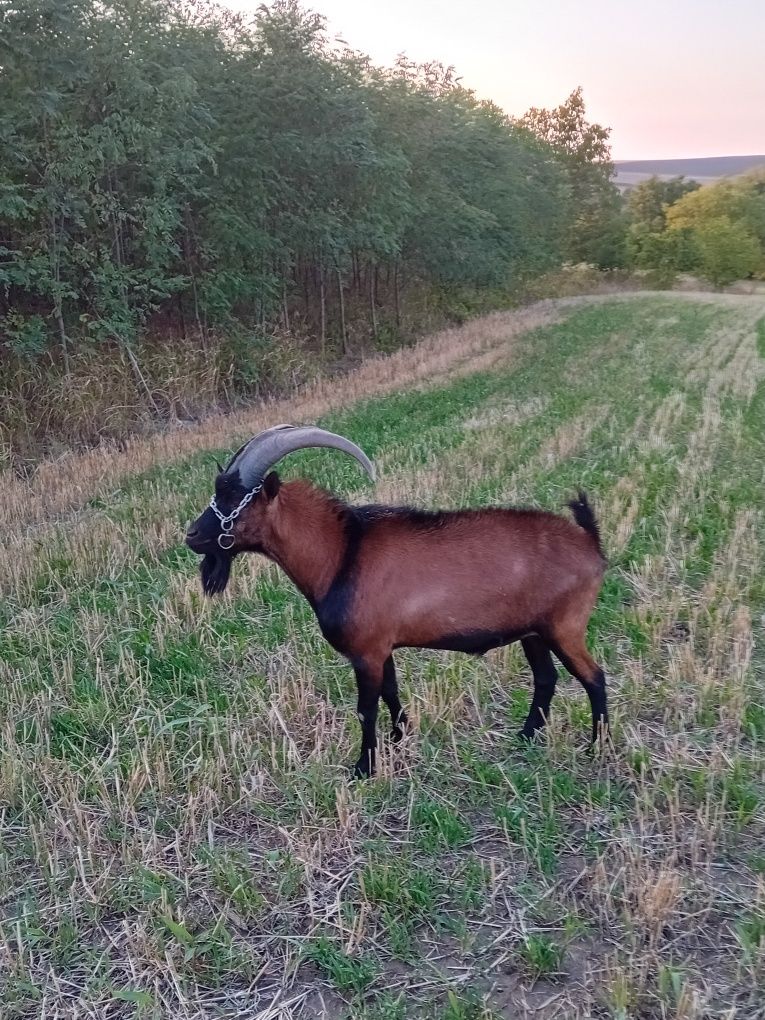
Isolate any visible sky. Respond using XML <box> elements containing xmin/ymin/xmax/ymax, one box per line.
<box><xmin>223</xmin><ymin>0</ymin><xmax>765</xmax><ymax>160</ymax></box>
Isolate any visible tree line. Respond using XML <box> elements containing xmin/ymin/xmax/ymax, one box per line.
<box><xmin>0</xmin><ymin>0</ymin><xmax>622</xmax><ymax>373</ymax></box>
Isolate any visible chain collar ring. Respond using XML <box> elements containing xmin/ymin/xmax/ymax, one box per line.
<box><xmin>209</xmin><ymin>482</ymin><xmax>262</xmax><ymax>550</ymax></box>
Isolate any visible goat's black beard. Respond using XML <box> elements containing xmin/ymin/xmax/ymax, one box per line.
<box><xmin>200</xmin><ymin>551</ymin><xmax>233</xmax><ymax>596</ymax></box>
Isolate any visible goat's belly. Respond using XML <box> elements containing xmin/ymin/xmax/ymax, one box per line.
<box><xmin>409</xmin><ymin>626</ymin><xmax>535</xmax><ymax>655</ymax></box>
<box><xmin>391</xmin><ymin>582</ymin><xmax>535</xmax><ymax>653</ymax></box>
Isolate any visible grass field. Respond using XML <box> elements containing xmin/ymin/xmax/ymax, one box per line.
<box><xmin>1</xmin><ymin>294</ymin><xmax>764</xmax><ymax>1019</ymax></box>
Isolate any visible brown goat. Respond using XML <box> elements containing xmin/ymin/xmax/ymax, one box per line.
<box><xmin>186</xmin><ymin>425</ymin><xmax>608</xmax><ymax>777</ymax></box>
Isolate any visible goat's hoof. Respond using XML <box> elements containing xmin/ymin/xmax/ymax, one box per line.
<box><xmin>590</xmin><ymin>735</ymin><xmax>614</xmax><ymax>757</ymax></box>
<box><xmin>587</xmin><ymin>720</ymin><xmax>612</xmax><ymax>751</ymax></box>
<box><xmin>517</xmin><ymin>726</ymin><xmax>544</xmax><ymax>743</ymax></box>
<box><xmin>390</xmin><ymin>713</ymin><xmax>409</xmax><ymax>743</ymax></box>
<box><xmin>350</xmin><ymin>757</ymin><xmax>375</xmax><ymax>780</ymax></box>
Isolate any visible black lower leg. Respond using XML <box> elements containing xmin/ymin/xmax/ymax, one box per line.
<box><xmin>519</xmin><ymin>636</ymin><xmax>558</xmax><ymax>739</ymax></box>
<box><xmin>582</xmin><ymin>669</ymin><xmax>609</xmax><ymax>745</ymax></box>
<box><xmin>352</xmin><ymin>662</ymin><xmax>382</xmax><ymax>778</ymax></box>
<box><xmin>381</xmin><ymin>655</ymin><xmax>407</xmax><ymax>741</ymax></box>
<box><xmin>547</xmin><ymin>641</ymin><xmax>609</xmax><ymax>746</ymax></box>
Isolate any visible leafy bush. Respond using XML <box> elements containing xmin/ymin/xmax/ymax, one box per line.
<box><xmin>695</xmin><ymin>218</ymin><xmax>762</xmax><ymax>287</ymax></box>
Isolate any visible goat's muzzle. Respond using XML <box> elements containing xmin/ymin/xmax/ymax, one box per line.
<box><xmin>185</xmin><ymin>525</ymin><xmax>207</xmax><ymax>553</ymax></box>
<box><xmin>185</xmin><ymin>504</ymin><xmax>226</xmax><ymax>554</ymax></box>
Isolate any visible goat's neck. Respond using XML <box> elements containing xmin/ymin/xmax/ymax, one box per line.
<box><xmin>263</xmin><ymin>481</ymin><xmax>347</xmax><ymax>605</ymax></box>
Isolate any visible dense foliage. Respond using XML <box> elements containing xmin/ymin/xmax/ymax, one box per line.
<box><xmin>520</xmin><ymin>87</ymin><xmax>625</xmax><ymax>268</ymax></box>
<box><xmin>627</xmin><ymin>172</ymin><xmax>765</xmax><ymax>286</ymax></box>
<box><xmin>0</xmin><ymin>0</ymin><xmax>594</xmax><ymax>368</ymax></box>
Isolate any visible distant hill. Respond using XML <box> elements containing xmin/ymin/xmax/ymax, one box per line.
<box><xmin>614</xmin><ymin>154</ymin><xmax>765</xmax><ymax>191</ymax></box>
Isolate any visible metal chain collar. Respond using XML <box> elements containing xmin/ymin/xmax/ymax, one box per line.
<box><xmin>209</xmin><ymin>482</ymin><xmax>262</xmax><ymax>550</ymax></box>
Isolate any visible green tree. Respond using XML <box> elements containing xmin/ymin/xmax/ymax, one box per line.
<box><xmin>661</xmin><ymin>174</ymin><xmax>765</xmax><ymax>282</ymax></box>
<box><xmin>666</xmin><ymin>178</ymin><xmax>763</xmax><ymax>239</ymax></box>
<box><xmin>519</xmin><ymin>87</ymin><xmax>625</xmax><ymax>266</ymax></box>
<box><xmin>627</xmin><ymin>172</ymin><xmax>765</xmax><ymax>283</ymax></box>
<box><xmin>628</xmin><ymin>176</ymin><xmax>700</xmax><ymax>233</ymax></box>
<box><xmin>379</xmin><ymin>65</ymin><xmax>569</xmax><ymax>290</ymax></box>
<box><xmin>0</xmin><ymin>0</ymin><xmax>214</xmax><ymax>355</ymax></box>
<box><xmin>627</xmin><ymin>227</ymin><xmax>699</xmax><ymax>284</ymax></box>
<box><xmin>695</xmin><ymin>218</ymin><xmax>761</xmax><ymax>287</ymax></box>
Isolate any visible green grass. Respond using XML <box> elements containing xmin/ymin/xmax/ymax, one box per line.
<box><xmin>1</xmin><ymin>293</ymin><xmax>764</xmax><ymax>1018</ymax></box>
<box><xmin>304</xmin><ymin>937</ymin><xmax>378</xmax><ymax>993</ymax></box>
<box><xmin>519</xmin><ymin>933</ymin><xmax>564</xmax><ymax>976</ymax></box>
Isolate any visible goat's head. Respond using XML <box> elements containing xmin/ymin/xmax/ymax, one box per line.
<box><xmin>186</xmin><ymin>424</ymin><xmax>375</xmax><ymax>595</ymax></box>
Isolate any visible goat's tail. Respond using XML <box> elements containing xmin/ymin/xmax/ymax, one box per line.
<box><xmin>568</xmin><ymin>490</ymin><xmax>605</xmax><ymax>559</ymax></box>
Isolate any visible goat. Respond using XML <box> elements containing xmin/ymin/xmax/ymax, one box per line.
<box><xmin>186</xmin><ymin>424</ymin><xmax>609</xmax><ymax>778</ymax></box>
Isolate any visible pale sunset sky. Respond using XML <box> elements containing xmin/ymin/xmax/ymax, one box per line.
<box><xmin>225</xmin><ymin>0</ymin><xmax>765</xmax><ymax>160</ymax></box>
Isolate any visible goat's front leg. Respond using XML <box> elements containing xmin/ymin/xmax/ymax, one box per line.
<box><xmin>351</xmin><ymin>659</ymin><xmax>383</xmax><ymax>779</ymax></box>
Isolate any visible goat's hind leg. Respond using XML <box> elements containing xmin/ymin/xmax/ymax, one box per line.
<box><xmin>548</xmin><ymin>633</ymin><xmax>609</xmax><ymax>748</ymax></box>
<box><xmin>519</xmin><ymin>635</ymin><xmax>558</xmax><ymax>741</ymax></box>
<box><xmin>381</xmin><ymin>655</ymin><xmax>408</xmax><ymax>742</ymax></box>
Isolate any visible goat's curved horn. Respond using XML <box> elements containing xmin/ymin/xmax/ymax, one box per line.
<box><xmin>225</xmin><ymin>424</ymin><xmax>375</xmax><ymax>488</ymax></box>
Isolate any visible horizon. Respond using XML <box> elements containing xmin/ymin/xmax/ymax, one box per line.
<box><xmin>615</xmin><ymin>153</ymin><xmax>765</xmax><ymax>163</ymax></box>
<box><xmin>224</xmin><ymin>0</ymin><xmax>765</xmax><ymax>161</ymax></box>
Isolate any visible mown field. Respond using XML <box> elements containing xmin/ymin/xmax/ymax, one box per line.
<box><xmin>1</xmin><ymin>294</ymin><xmax>764</xmax><ymax>1019</ymax></box>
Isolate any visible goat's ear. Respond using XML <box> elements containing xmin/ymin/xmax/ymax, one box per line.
<box><xmin>263</xmin><ymin>471</ymin><xmax>281</xmax><ymax>501</ymax></box>
<box><xmin>215</xmin><ymin>459</ymin><xmax>224</xmax><ymax>475</ymax></box>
